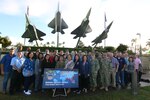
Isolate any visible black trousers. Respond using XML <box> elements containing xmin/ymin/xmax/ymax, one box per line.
<box><xmin>79</xmin><ymin>75</ymin><xmax>90</xmax><ymax>90</ymax></box>
<box><xmin>9</xmin><ymin>70</ymin><xmax>23</xmax><ymax>94</ymax></box>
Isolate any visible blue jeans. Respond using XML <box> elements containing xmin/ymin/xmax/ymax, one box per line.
<box><xmin>116</xmin><ymin>71</ymin><xmax>125</xmax><ymax>86</ymax></box>
<box><xmin>3</xmin><ymin>71</ymin><xmax>12</xmax><ymax>91</ymax></box>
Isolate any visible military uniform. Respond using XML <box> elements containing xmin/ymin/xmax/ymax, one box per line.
<box><xmin>99</xmin><ymin>57</ymin><xmax>112</xmax><ymax>88</ymax></box>
<box><xmin>90</xmin><ymin>58</ymin><xmax>100</xmax><ymax>90</ymax></box>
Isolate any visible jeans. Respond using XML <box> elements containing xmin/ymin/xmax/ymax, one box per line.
<box><xmin>3</xmin><ymin>71</ymin><xmax>12</xmax><ymax>92</ymax></box>
<box><xmin>116</xmin><ymin>71</ymin><xmax>125</xmax><ymax>86</ymax></box>
<box><xmin>24</xmin><ymin>76</ymin><xmax>33</xmax><ymax>92</ymax></box>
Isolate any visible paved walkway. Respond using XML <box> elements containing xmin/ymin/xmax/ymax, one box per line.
<box><xmin>140</xmin><ymin>71</ymin><xmax>150</xmax><ymax>87</ymax></box>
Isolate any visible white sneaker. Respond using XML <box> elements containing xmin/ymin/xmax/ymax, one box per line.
<box><xmin>84</xmin><ymin>89</ymin><xmax>87</xmax><ymax>93</ymax></box>
<box><xmin>28</xmin><ymin>90</ymin><xmax>32</xmax><ymax>93</ymax></box>
<box><xmin>105</xmin><ymin>87</ymin><xmax>108</xmax><ymax>92</ymax></box>
<box><xmin>100</xmin><ymin>86</ymin><xmax>105</xmax><ymax>90</ymax></box>
<box><xmin>24</xmin><ymin>90</ymin><xmax>31</xmax><ymax>95</ymax></box>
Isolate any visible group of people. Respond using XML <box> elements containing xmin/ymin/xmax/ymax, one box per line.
<box><xmin>0</xmin><ymin>47</ymin><xmax>142</xmax><ymax>96</ymax></box>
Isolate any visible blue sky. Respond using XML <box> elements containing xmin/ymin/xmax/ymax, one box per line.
<box><xmin>0</xmin><ymin>0</ymin><xmax>150</xmax><ymax>48</ymax></box>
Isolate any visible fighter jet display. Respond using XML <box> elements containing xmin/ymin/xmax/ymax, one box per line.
<box><xmin>22</xmin><ymin>8</ymin><xmax>46</xmax><ymax>46</ymax></box>
<box><xmin>92</xmin><ymin>21</ymin><xmax>113</xmax><ymax>47</ymax></box>
<box><xmin>48</xmin><ymin>3</ymin><xmax>68</xmax><ymax>47</ymax></box>
<box><xmin>71</xmin><ymin>8</ymin><xmax>92</xmax><ymax>48</ymax></box>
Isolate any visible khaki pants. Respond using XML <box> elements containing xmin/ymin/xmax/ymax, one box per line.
<box><xmin>110</xmin><ymin>68</ymin><xmax>116</xmax><ymax>87</ymax></box>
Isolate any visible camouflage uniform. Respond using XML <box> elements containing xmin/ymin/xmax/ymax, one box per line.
<box><xmin>90</xmin><ymin>58</ymin><xmax>100</xmax><ymax>88</ymax></box>
<box><xmin>99</xmin><ymin>57</ymin><xmax>112</xmax><ymax>87</ymax></box>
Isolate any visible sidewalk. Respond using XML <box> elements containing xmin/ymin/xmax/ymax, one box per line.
<box><xmin>140</xmin><ymin>71</ymin><xmax>150</xmax><ymax>87</ymax></box>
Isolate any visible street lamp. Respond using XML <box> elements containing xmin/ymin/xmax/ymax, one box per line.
<box><xmin>136</xmin><ymin>33</ymin><xmax>142</xmax><ymax>56</ymax></box>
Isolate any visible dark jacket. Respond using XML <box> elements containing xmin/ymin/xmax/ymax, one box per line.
<box><xmin>79</xmin><ymin>61</ymin><xmax>90</xmax><ymax>78</ymax></box>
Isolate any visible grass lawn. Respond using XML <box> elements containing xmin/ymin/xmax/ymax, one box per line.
<box><xmin>0</xmin><ymin>86</ymin><xmax>150</xmax><ymax>100</ymax></box>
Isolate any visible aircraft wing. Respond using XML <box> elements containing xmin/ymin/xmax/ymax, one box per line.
<box><xmin>28</xmin><ymin>25</ymin><xmax>46</xmax><ymax>37</ymax></box>
<box><xmin>28</xmin><ymin>37</ymin><xmax>43</xmax><ymax>42</ymax></box>
<box><xmin>71</xmin><ymin>25</ymin><xmax>81</xmax><ymax>35</ymax></box>
<box><xmin>92</xmin><ymin>21</ymin><xmax>113</xmax><ymax>45</ymax></box>
<box><xmin>48</xmin><ymin>18</ymin><xmax>55</xmax><ymax>28</ymax></box>
<box><xmin>92</xmin><ymin>30</ymin><xmax>106</xmax><ymax>44</ymax></box>
<box><xmin>22</xmin><ymin>28</ymin><xmax>31</xmax><ymax>38</ymax></box>
<box><xmin>85</xmin><ymin>25</ymin><xmax>92</xmax><ymax>33</ymax></box>
<box><xmin>107</xmin><ymin>21</ymin><xmax>113</xmax><ymax>30</ymax></box>
<box><xmin>36</xmin><ymin>28</ymin><xmax>46</xmax><ymax>37</ymax></box>
<box><xmin>61</xmin><ymin>18</ymin><xmax>68</xmax><ymax>29</ymax></box>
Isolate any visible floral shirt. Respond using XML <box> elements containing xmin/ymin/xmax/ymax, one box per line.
<box><xmin>22</xmin><ymin>58</ymin><xmax>35</xmax><ymax>77</ymax></box>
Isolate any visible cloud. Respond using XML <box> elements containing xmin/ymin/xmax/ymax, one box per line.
<box><xmin>1</xmin><ymin>0</ymin><xmax>150</xmax><ymax>48</ymax></box>
<box><xmin>0</xmin><ymin>0</ymin><xmax>22</xmax><ymax>15</ymax></box>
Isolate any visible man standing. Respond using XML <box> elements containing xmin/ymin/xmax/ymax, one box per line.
<box><xmin>0</xmin><ymin>48</ymin><xmax>15</xmax><ymax>94</ymax></box>
<box><xmin>116</xmin><ymin>52</ymin><xmax>126</xmax><ymax>88</ymax></box>
<box><xmin>9</xmin><ymin>50</ymin><xmax>25</xmax><ymax>95</ymax></box>
<box><xmin>108</xmin><ymin>52</ymin><xmax>119</xmax><ymax>88</ymax></box>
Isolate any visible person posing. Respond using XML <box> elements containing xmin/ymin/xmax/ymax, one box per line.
<box><xmin>73</xmin><ymin>54</ymin><xmax>81</xmax><ymax>70</ymax></box>
<box><xmin>34</xmin><ymin>53</ymin><xmax>44</xmax><ymax>92</ymax></box>
<box><xmin>9</xmin><ymin>50</ymin><xmax>25</xmax><ymax>95</ymax></box>
<box><xmin>127</xmin><ymin>56</ymin><xmax>135</xmax><ymax>86</ymax></box>
<box><xmin>108</xmin><ymin>52</ymin><xmax>119</xmax><ymax>88</ymax></box>
<box><xmin>99</xmin><ymin>53</ymin><xmax>112</xmax><ymax>92</ymax></box>
<box><xmin>51</xmin><ymin>55</ymin><xmax>59</xmax><ymax>68</ymax></box>
<box><xmin>116</xmin><ymin>52</ymin><xmax>126</xmax><ymax>88</ymax></box>
<box><xmin>64</xmin><ymin>54</ymin><xmax>74</xmax><ymax>94</ymax></box>
<box><xmin>78</xmin><ymin>55</ymin><xmax>90</xmax><ymax>94</ymax></box>
<box><xmin>56</xmin><ymin>55</ymin><xmax>65</xmax><ymax>69</ymax></box>
<box><xmin>134</xmin><ymin>54</ymin><xmax>142</xmax><ymax>83</ymax></box>
<box><xmin>90</xmin><ymin>53</ymin><xmax>100</xmax><ymax>92</ymax></box>
<box><xmin>73</xmin><ymin>54</ymin><xmax>81</xmax><ymax>93</ymax></box>
<box><xmin>123</xmin><ymin>53</ymin><xmax>129</xmax><ymax>86</ymax></box>
<box><xmin>22</xmin><ymin>52</ymin><xmax>35</xmax><ymax>95</ymax></box>
<box><xmin>0</xmin><ymin>48</ymin><xmax>15</xmax><ymax>94</ymax></box>
<box><xmin>65</xmin><ymin>54</ymin><xmax>74</xmax><ymax>70</ymax></box>
<box><xmin>41</xmin><ymin>54</ymin><xmax>51</xmax><ymax>75</ymax></box>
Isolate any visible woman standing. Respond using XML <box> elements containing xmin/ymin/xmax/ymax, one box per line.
<box><xmin>65</xmin><ymin>54</ymin><xmax>74</xmax><ymax>94</ymax></box>
<box><xmin>73</xmin><ymin>54</ymin><xmax>81</xmax><ymax>93</ymax></box>
<box><xmin>127</xmin><ymin>57</ymin><xmax>135</xmax><ymax>85</ymax></box>
<box><xmin>51</xmin><ymin>55</ymin><xmax>59</xmax><ymax>68</ymax></box>
<box><xmin>65</xmin><ymin>54</ymin><xmax>74</xmax><ymax>70</ymax></box>
<box><xmin>34</xmin><ymin>53</ymin><xmax>44</xmax><ymax>92</ymax></box>
<box><xmin>56</xmin><ymin>55</ymin><xmax>65</xmax><ymax>69</ymax></box>
<box><xmin>22</xmin><ymin>52</ymin><xmax>35</xmax><ymax>95</ymax></box>
<box><xmin>41</xmin><ymin>54</ymin><xmax>51</xmax><ymax>75</ymax></box>
<box><xmin>73</xmin><ymin>54</ymin><xmax>81</xmax><ymax>70</ymax></box>
<box><xmin>78</xmin><ymin>55</ymin><xmax>90</xmax><ymax>94</ymax></box>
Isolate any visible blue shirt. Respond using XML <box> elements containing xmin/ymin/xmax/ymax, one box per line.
<box><xmin>111</xmin><ymin>57</ymin><xmax>119</xmax><ymax>68</ymax></box>
<box><xmin>22</xmin><ymin>58</ymin><xmax>35</xmax><ymax>77</ymax></box>
<box><xmin>10</xmin><ymin>56</ymin><xmax>25</xmax><ymax>70</ymax></box>
<box><xmin>0</xmin><ymin>54</ymin><xmax>15</xmax><ymax>72</ymax></box>
<box><xmin>117</xmin><ymin>57</ymin><xmax>126</xmax><ymax>71</ymax></box>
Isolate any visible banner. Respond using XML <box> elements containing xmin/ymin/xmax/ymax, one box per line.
<box><xmin>42</xmin><ymin>68</ymin><xmax>79</xmax><ymax>88</ymax></box>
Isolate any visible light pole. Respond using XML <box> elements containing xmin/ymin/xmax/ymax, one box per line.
<box><xmin>136</xmin><ymin>33</ymin><xmax>142</xmax><ymax>56</ymax></box>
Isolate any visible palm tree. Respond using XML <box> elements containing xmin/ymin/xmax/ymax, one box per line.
<box><xmin>146</xmin><ymin>39</ymin><xmax>150</xmax><ymax>47</ymax></box>
<box><xmin>62</xmin><ymin>42</ymin><xmax>65</xmax><ymax>47</ymax></box>
<box><xmin>51</xmin><ymin>41</ymin><xmax>55</xmax><ymax>47</ymax></box>
<box><xmin>46</xmin><ymin>42</ymin><xmax>50</xmax><ymax>47</ymax></box>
